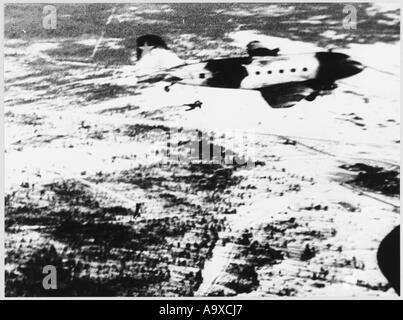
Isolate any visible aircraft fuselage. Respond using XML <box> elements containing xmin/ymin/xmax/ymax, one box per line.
<box><xmin>164</xmin><ymin>51</ymin><xmax>363</xmax><ymax>90</ymax></box>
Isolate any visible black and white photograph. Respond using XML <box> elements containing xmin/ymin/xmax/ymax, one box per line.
<box><xmin>3</xmin><ymin>1</ymin><xmax>401</xmax><ymax>298</ymax></box>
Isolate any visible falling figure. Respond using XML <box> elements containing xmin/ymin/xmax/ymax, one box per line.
<box><xmin>184</xmin><ymin>100</ymin><xmax>202</xmax><ymax>111</ymax></box>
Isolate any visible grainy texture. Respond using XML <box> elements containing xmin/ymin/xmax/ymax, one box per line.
<box><xmin>4</xmin><ymin>3</ymin><xmax>400</xmax><ymax>297</ymax></box>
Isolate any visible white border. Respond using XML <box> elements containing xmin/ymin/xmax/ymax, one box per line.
<box><xmin>1</xmin><ymin>0</ymin><xmax>401</xmax><ymax>300</ymax></box>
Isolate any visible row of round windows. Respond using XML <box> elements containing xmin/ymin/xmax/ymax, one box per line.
<box><xmin>255</xmin><ymin>67</ymin><xmax>308</xmax><ymax>75</ymax></box>
<box><xmin>198</xmin><ymin>67</ymin><xmax>309</xmax><ymax>79</ymax></box>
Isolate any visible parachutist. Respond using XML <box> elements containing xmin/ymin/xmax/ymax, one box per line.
<box><xmin>184</xmin><ymin>100</ymin><xmax>202</xmax><ymax>111</ymax></box>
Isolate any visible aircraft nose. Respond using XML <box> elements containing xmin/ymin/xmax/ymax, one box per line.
<box><xmin>315</xmin><ymin>52</ymin><xmax>364</xmax><ymax>81</ymax></box>
<box><xmin>345</xmin><ymin>58</ymin><xmax>365</xmax><ymax>76</ymax></box>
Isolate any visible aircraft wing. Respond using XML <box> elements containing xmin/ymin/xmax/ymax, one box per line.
<box><xmin>247</xmin><ymin>40</ymin><xmax>280</xmax><ymax>57</ymax></box>
<box><xmin>257</xmin><ymin>82</ymin><xmax>317</xmax><ymax>108</ymax></box>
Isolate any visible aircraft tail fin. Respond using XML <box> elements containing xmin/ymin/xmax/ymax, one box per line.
<box><xmin>133</xmin><ymin>35</ymin><xmax>184</xmax><ymax>75</ymax></box>
<box><xmin>136</xmin><ymin>34</ymin><xmax>169</xmax><ymax>60</ymax></box>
